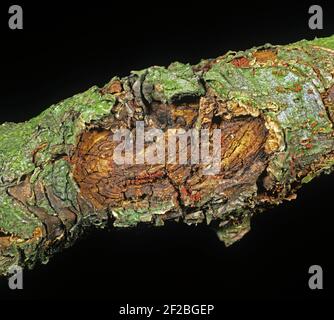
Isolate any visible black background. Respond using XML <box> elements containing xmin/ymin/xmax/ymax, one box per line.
<box><xmin>0</xmin><ymin>0</ymin><xmax>333</xmax><ymax>307</ymax></box>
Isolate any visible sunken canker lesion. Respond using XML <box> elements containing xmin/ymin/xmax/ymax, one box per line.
<box><xmin>71</xmin><ymin>101</ymin><xmax>270</xmax><ymax>212</ymax></box>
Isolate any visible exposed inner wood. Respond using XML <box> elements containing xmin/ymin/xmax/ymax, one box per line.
<box><xmin>72</xmin><ymin>97</ymin><xmax>269</xmax><ymax>215</ymax></box>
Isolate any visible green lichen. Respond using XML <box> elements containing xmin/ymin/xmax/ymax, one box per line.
<box><xmin>204</xmin><ymin>39</ymin><xmax>334</xmax><ymax>185</ymax></box>
<box><xmin>0</xmin><ymin>192</ymin><xmax>41</xmax><ymax>239</ymax></box>
<box><xmin>0</xmin><ymin>86</ymin><xmax>116</xmax><ymax>184</ymax></box>
<box><xmin>112</xmin><ymin>200</ymin><xmax>176</xmax><ymax>227</ymax></box>
<box><xmin>304</xmin><ymin>35</ymin><xmax>334</xmax><ymax>50</ymax></box>
<box><xmin>142</xmin><ymin>62</ymin><xmax>205</xmax><ymax>103</ymax></box>
<box><xmin>0</xmin><ymin>86</ymin><xmax>116</xmax><ymax>275</ymax></box>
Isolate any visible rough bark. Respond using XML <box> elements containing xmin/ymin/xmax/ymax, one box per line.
<box><xmin>1</xmin><ymin>36</ymin><xmax>334</xmax><ymax>276</ymax></box>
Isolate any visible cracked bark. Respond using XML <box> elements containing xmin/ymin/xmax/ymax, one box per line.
<box><xmin>1</xmin><ymin>36</ymin><xmax>334</xmax><ymax>275</ymax></box>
